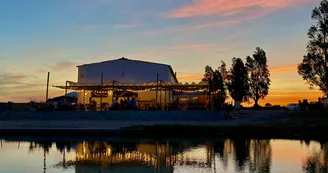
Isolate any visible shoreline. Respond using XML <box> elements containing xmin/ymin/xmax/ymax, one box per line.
<box><xmin>0</xmin><ymin>110</ymin><xmax>327</xmax><ymax>140</ymax></box>
<box><xmin>1</xmin><ymin>123</ymin><xmax>327</xmax><ymax>141</ymax></box>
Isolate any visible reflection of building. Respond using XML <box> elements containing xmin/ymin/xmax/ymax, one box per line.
<box><xmin>30</xmin><ymin>139</ymin><xmax>275</xmax><ymax>173</ymax></box>
<box><xmin>61</xmin><ymin>141</ymin><xmax>215</xmax><ymax>173</ymax></box>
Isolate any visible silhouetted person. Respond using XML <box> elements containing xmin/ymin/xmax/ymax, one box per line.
<box><xmin>303</xmin><ymin>99</ymin><xmax>309</xmax><ymax>111</ymax></box>
<box><xmin>120</xmin><ymin>99</ymin><xmax>124</xmax><ymax>108</ymax></box>
<box><xmin>298</xmin><ymin>100</ymin><xmax>302</xmax><ymax>111</ymax></box>
<box><xmin>112</xmin><ymin>97</ymin><xmax>119</xmax><ymax>109</ymax></box>
<box><xmin>130</xmin><ymin>97</ymin><xmax>138</xmax><ymax>110</ymax></box>
<box><xmin>176</xmin><ymin>97</ymin><xmax>180</xmax><ymax>104</ymax></box>
<box><xmin>127</xmin><ymin>97</ymin><xmax>131</xmax><ymax>109</ymax></box>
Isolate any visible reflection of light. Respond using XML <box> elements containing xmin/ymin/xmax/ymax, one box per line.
<box><xmin>107</xmin><ymin>148</ymin><xmax>111</xmax><ymax>155</ymax></box>
<box><xmin>75</xmin><ymin>151</ymin><xmax>159</xmax><ymax>167</ymax></box>
<box><xmin>172</xmin><ymin>147</ymin><xmax>208</xmax><ymax>161</ymax></box>
<box><xmin>58</xmin><ymin>142</ymin><xmax>217</xmax><ymax>169</ymax></box>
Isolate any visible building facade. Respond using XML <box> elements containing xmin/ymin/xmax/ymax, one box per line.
<box><xmin>76</xmin><ymin>57</ymin><xmax>178</xmax><ymax>107</ymax></box>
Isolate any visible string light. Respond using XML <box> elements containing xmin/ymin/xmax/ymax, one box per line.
<box><xmin>173</xmin><ymin>89</ymin><xmax>207</xmax><ymax>93</ymax></box>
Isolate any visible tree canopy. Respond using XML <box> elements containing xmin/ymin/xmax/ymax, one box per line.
<box><xmin>202</xmin><ymin>65</ymin><xmax>227</xmax><ymax>108</ymax></box>
<box><xmin>246</xmin><ymin>47</ymin><xmax>271</xmax><ymax>107</ymax></box>
<box><xmin>298</xmin><ymin>0</ymin><xmax>328</xmax><ymax>90</ymax></box>
<box><xmin>228</xmin><ymin>58</ymin><xmax>249</xmax><ymax>102</ymax></box>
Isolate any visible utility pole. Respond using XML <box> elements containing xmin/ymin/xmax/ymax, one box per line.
<box><xmin>64</xmin><ymin>81</ymin><xmax>68</xmax><ymax>102</ymax></box>
<box><xmin>164</xmin><ymin>86</ymin><xmax>167</xmax><ymax>111</ymax></box>
<box><xmin>46</xmin><ymin>72</ymin><xmax>50</xmax><ymax>103</ymax></box>
<box><xmin>212</xmin><ymin>81</ymin><xmax>215</xmax><ymax>110</ymax></box>
<box><xmin>207</xmin><ymin>79</ymin><xmax>211</xmax><ymax>111</ymax></box>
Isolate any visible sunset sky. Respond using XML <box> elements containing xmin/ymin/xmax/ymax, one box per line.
<box><xmin>0</xmin><ymin>0</ymin><xmax>324</xmax><ymax>105</ymax></box>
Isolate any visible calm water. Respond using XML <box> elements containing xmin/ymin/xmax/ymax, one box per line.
<box><xmin>0</xmin><ymin>138</ymin><xmax>327</xmax><ymax>173</ymax></box>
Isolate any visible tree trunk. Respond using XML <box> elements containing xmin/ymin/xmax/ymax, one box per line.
<box><xmin>324</xmin><ymin>32</ymin><xmax>328</xmax><ymax>88</ymax></box>
<box><xmin>254</xmin><ymin>99</ymin><xmax>259</xmax><ymax>108</ymax></box>
<box><xmin>234</xmin><ymin>100</ymin><xmax>241</xmax><ymax>110</ymax></box>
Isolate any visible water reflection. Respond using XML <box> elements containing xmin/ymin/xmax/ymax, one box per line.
<box><xmin>303</xmin><ymin>143</ymin><xmax>328</xmax><ymax>173</ymax></box>
<box><xmin>0</xmin><ymin>138</ymin><xmax>327</xmax><ymax>173</ymax></box>
<box><xmin>249</xmin><ymin>140</ymin><xmax>271</xmax><ymax>173</ymax></box>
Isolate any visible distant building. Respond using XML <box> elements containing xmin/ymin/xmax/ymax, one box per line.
<box><xmin>77</xmin><ymin>57</ymin><xmax>178</xmax><ymax>85</ymax></box>
<box><xmin>76</xmin><ymin>57</ymin><xmax>179</xmax><ymax>107</ymax></box>
<box><xmin>54</xmin><ymin>57</ymin><xmax>209</xmax><ymax>110</ymax></box>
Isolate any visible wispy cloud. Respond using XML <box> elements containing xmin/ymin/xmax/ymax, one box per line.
<box><xmin>136</xmin><ymin>20</ymin><xmax>242</xmax><ymax>37</ymax></box>
<box><xmin>114</xmin><ymin>24</ymin><xmax>139</xmax><ymax>28</ymax></box>
<box><xmin>0</xmin><ymin>71</ymin><xmax>49</xmax><ymax>102</ymax></box>
<box><xmin>46</xmin><ymin>61</ymin><xmax>77</xmax><ymax>71</ymax></box>
<box><xmin>270</xmin><ymin>65</ymin><xmax>297</xmax><ymax>74</ymax></box>
<box><xmin>138</xmin><ymin>6</ymin><xmax>277</xmax><ymax>37</ymax></box>
<box><xmin>178</xmin><ymin>74</ymin><xmax>203</xmax><ymax>82</ymax></box>
<box><xmin>170</xmin><ymin>44</ymin><xmax>220</xmax><ymax>50</ymax></box>
<box><xmin>77</xmin><ymin>25</ymin><xmax>104</xmax><ymax>32</ymax></box>
<box><xmin>166</xmin><ymin>0</ymin><xmax>316</xmax><ymax>18</ymax></box>
<box><xmin>0</xmin><ymin>73</ymin><xmax>29</xmax><ymax>85</ymax></box>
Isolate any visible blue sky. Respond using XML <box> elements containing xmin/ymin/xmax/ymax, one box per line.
<box><xmin>0</xmin><ymin>0</ymin><xmax>322</xmax><ymax>104</ymax></box>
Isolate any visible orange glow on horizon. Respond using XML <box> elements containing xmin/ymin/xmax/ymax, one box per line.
<box><xmin>177</xmin><ymin>64</ymin><xmax>323</xmax><ymax>106</ymax></box>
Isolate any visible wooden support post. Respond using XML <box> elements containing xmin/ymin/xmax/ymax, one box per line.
<box><xmin>168</xmin><ymin>89</ymin><xmax>171</xmax><ymax>110</ymax></box>
<box><xmin>155</xmin><ymin>73</ymin><xmax>159</xmax><ymax>109</ymax></box>
<box><xmin>100</xmin><ymin>72</ymin><xmax>103</xmax><ymax>111</ymax></box>
<box><xmin>112</xmin><ymin>80</ymin><xmax>115</xmax><ymax>103</ymax></box>
<box><xmin>160</xmin><ymin>91</ymin><xmax>162</xmax><ymax>110</ymax></box>
<box><xmin>164</xmin><ymin>87</ymin><xmax>167</xmax><ymax>111</ymax></box>
<box><xmin>83</xmin><ymin>90</ymin><xmax>85</xmax><ymax>104</ymax></box>
<box><xmin>46</xmin><ymin>72</ymin><xmax>50</xmax><ymax>103</ymax></box>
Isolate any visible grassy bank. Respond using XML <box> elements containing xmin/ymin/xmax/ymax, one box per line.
<box><xmin>0</xmin><ymin>110</ymin><xmax>327</xmax><ymax>140</ymax></box>
<box><xmin>121</xmin><ymin>110</ymin><xmax>328</xmax><ymax>140</ymax></box>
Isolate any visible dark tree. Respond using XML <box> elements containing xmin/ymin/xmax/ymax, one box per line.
<box><xmin>213</xmin><ymin>69</ymin><xmax>227</xmax><ymax>107</ymax></box>
<box><xmin>298</xmin><ymin>0</ymin><xmax>328</xmax><ymax>90</ymax></box>
<box><xmin>202</xmin><ymin>65</ymin><xmax>227</xmax><ymax>109</ymax></box>
<box><xmin>232</xmin><ymin>139</ymin><xmax>250</xmax><ymax>171</ymax></box>
<box><xmin>265</xmin><ymin>103</ymin><xmax>272</xmax><ymax>107</ymax></box>
<box><xmin>246</xmin><ymin>47</ymin><xmax>271</xmax><ymax>107</ymax></box>
<box><xmin>228</xmin><ymin>58</ymin><xmax>249</xmax><ymax>108</ymax></box>
<box><xmin>219</xmin><ymin>61</ymin><xmax>229</xmax><ymax>84</ymax></box>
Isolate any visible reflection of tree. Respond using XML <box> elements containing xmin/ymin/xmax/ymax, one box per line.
<box><xmin>232</xmin><ymin>139</ymin><xmax>250</xmax><ymax>171</ymax></box>
<box><xmin>249</xmin><ymin>140</ymin><xmax>272</xmax><ymax>173</ymax></box>
<box><xmin>301</xmin><ymin>140</ymin><xmax>311</xmax><ymax>147</ymax></box>
<box><xmin>28</xmin><ymin>142</ymin><xmax>53</xmax><ymax>153</ymax></box>
<box><xmin>27</xmin><ymin>141</ymin><xmax>53</xmax><ymax>173</ymax></box>
<box><xmin>303</xmin><ymin>143</ymin><xmax>328</xmax><ymax>173</ymax></box>
<box><xmin>220</xmin><ymin>139</ymin><xmax>234</xmax><ymax>170</ymax></box>
<box><xmin>56</xmin><ymin>142</ymin><xmax>73</xmax><ymax>153</ymax></box>
<box><xmin>87</xmin><ymin>141</ymin><xmax>109</xmax><ymax>156</ymax></box>
<box><xmin>56</xmin><ymin>142</ymin><xmax>73</xmax><ymax>169</ymax></box>
<box><xmin>213</xmin><ymin>140</ymin><xmax>225</xmax><ymax>158</ymax></box>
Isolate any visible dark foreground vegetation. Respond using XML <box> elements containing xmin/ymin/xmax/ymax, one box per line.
<box><xmin>122</xmin><ymin>110</ymin><xmax>328</xmax><ymax>140</ymax></box>
<box><xmin>0</xmin><ymin>110</ymin><xmax>327</xmax><ymax>141</ymax></box>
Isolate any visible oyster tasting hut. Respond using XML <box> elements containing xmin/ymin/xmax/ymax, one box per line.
<box><xmin>54</xmin><ymin>57</ymin><xmax>216</xmax><ymax>111</ymax></box>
